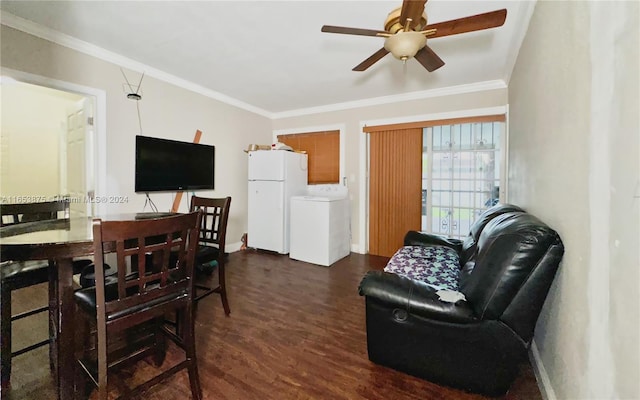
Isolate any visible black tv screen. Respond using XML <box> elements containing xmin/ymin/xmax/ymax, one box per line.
<box><xmin>135</xmin><ymin>135</ymin><xmax>215</xmax><ymax>192</ymax></box>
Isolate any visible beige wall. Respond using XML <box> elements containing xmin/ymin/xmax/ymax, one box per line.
<box><xmin>1</xmin><ymin>82</ymin><xmax>82</xmax><ymax>198</ymax></box>
<box><xmin>1</xmin><ymin>25</ymin><xmax>272</xmax><ymax>249</ymax></box>
<box><xmin>272</xmin><ymin>88</ymin><xmax>507</xmax><ymax>251</ymax></box>
<box><xmin>508</xmin><ymin>2</ymin><xmax>639</xmax><ymax>399</ymax></box>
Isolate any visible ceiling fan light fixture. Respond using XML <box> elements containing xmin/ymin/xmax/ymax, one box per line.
<box><xmin>384</xmin><ymin>31</ymin><xmax>427</xmax><ymax>61</ymax></box>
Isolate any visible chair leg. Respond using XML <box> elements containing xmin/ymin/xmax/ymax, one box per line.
<box><xmin>183</xmin><ymin>304</ymin><xmax>202</xmax><ymax>400</ymax></box>
<box><xmin>97</xmin><ymin>324</ymin><xmax>108</xmax><ymax>400</ymax></box>
<box><xmin>0</xmin><ymin>284</ymin><xmax>12</xmax><ymax>388</ymax></box>
<box><xmin>48</xmin><ymin>260</ymin><xmax>57</xmax><ymax>373</ymax></box>
<box><xmin>152</xmin><ymin>317</ymin><xmax>167</xmax><ymax>367</ymax></box>
<box><xmin>218</xmin><ymin>263</ymin><xmax>230</xmax><ymax>315</ymax></box>
<box><xmin>73</xmin><ymin>310</ymin><xmax>91</xmax><ymax>400</ymax></box>
<box><xmin>73</xmin><ymin>360</ymin><xmax>86</xmax><ymax>400</ymax></box>
<box><xmin>175</xmin><ymin>309</ymin><xmax>184</xmax><ymax>340</ymax></box>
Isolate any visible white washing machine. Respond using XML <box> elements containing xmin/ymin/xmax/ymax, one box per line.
<box><xmin>289</xmin><ymin>194</ymin><xmax>350</xmax><ymax>266</ymax></box>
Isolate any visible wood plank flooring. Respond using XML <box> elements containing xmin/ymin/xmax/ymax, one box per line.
<box><xmin>3</xmin><ymin>251</ymin><xmax>542</xmax><ymax>399</ymax></box>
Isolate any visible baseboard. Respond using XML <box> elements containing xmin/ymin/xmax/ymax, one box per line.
<box><xmin>226</xmin><ymin>241</ymin><xmax>242</xmax><ymax>253</ymax></box>
<box><xmin>529</xmin><ymin>339</ymin><xmax>557</xmax><ymax>400</ymax></box>
<box><xmin>229</xmin><ymin>241</ymin><xmax>358</xmax><ymax>254</ymax></box>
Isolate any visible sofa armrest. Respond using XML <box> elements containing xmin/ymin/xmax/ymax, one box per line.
<box><xmin>404</xmin><ymin>230</ymin><xmax>463</xmax><ymax>253</ymax></box>
<box><xmin>358</xmin><ymin>271</ymin><xmax>476</xmax><ymax>323</ymax></box>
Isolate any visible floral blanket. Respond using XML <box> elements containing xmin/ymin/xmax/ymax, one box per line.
<box><xmin>384</xmin><ymin>245</ymin><xmax>460</xmax><ymax>291</ymax></box>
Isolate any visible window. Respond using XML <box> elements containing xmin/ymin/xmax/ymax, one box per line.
<box><xmin>422</xmin><ymin>121</ymin><xmax>504</xmax><ymax>238</ymax></box>
<box><xmin>277</xmin><ymin>130</ymin><xmax>339</xmax><ymax>184</ymax></box>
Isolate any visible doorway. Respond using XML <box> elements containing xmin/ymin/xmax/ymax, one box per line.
<box><xmin>0</xmin><ymin>72</ymin><xmax>105</xmax><ymax>216</ymax></box>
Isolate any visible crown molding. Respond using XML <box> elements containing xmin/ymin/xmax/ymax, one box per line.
<box><xmin>0</xmin><ymin>11</ymin><xmax>274</xmax><ymax>118</ymax></box>
<box><xmin>271</xmin><ymin>80</ymin><xmax>508</xmax><ymax>120</ymax></box>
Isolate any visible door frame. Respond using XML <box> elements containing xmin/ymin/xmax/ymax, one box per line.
<box><xmin>1</xmin><ymin>68</ymin><xmax>107</xmax><ymax>215</ymax></box>
<box><xmin>359</xmin><ymin>105</ymin><xmax>509</xmax><ymax>254</ymax></box>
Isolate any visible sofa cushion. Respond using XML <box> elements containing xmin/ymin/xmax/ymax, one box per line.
<box><xmin>384</xmin><ymin>245</ymin><xmax>460</xmax><ymax>291</ymax></box>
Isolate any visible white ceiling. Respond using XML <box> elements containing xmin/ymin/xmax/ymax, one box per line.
<box><xmin>0</xmin><ymin>1</ymin><xmax>534</xmax><ymax>116</ymax></box>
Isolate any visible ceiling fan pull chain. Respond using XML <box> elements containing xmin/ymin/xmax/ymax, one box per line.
<box><xmin>404</xmin><ymin>18</ymin><xmax>413</xmax><ymax>32</ymax></box>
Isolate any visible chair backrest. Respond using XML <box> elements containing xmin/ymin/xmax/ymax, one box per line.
<box><xmin>459</xmin><ymin>203</ymin><xmax>524</xmax><ymax>265</ymax></box>
<box><xmin>189</xmin><ymin>196</ymin><xmax>231</xmax><ymax>254</ymax></box>
<box><xmin>0</xmin><ymin>200</ymin><xmax>70</xmax><ymax>227</ymax></box>
<box><xmin>91</xmin><ymin>211</ymin><xmax>202</xmax><ymax>326</ymax></box>
<box><xmin>459</xmin><ymin>211</ymin><xmax>564</xmax><ymax>343</ymax></box>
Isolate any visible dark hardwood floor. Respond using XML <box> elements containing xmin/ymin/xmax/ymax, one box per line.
<box><xmin>3</xmin><ymin>251</ymin><xmax>542</xmax><ymax>400</ymax></box>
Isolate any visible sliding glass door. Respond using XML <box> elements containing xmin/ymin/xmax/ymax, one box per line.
<box><xmin>422</xmin><ymin>121</ymin><xmax>504</xmax><ymax>239</ymax></box>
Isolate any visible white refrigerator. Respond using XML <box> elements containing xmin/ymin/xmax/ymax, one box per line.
<box><xmin>247</xmin><ymin>150</ymin><xmax>308</xmax><ymax>254</ymax></box>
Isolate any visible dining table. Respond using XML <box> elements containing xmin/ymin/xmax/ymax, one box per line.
<box><xmin>0</xmin><ymin>212</ymin><xmax>176</xmax><ymax>399</ymax></box>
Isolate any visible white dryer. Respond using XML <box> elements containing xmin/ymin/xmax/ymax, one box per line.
<box><xmin>289</xmin><ymin>194</ymin><xmax>350</xmax><ymax>266</ymax></box>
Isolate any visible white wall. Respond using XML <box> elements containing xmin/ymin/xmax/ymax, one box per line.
<box><xmin>272</xmin><ymin>88</ymin><xmax>508</xmax><ymax>252</ymax></box>
<box><xmin>1</xmin><ymin>25</ymin><xmax>272</xmax><ymax>249</ymax></box>
<box><xmin>0</xmin><ymin>82</ymin><xmax>82</xmax><ymax>198</ymax></box>
<box><xmin>508</xmin><ymin>2</ymin><xmax>639</xmax><ymax>399</ymax></box>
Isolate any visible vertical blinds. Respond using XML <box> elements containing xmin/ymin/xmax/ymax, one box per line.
<box><xmin>368</xmin><ymin>127</ymin><xmax>423</xmax><ymax>257</ymax></box>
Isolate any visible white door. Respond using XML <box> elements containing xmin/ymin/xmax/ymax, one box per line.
<box><xmin>247</xmin><ymin>180</ymin><xmax>285</xmax><ymax>253</ymax></box>
<box><xmin>64</xmin><ymin>98</ymin><xmax>95</xmax><ymax>217</ymax></box>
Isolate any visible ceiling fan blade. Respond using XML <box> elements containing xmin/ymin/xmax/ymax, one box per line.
<box><xmin>426</xmin><ymin>9</ymin><xmax>507</xmax><ymax>39</ymax></box>
<box><xmin>353</xmin><ymin>48</ymin><xmax>389</xmax><ymax>71</ymax></box>
<box><xmin>400</xmin><ymin>0</ymin><xmax>427</xmax><ymax>30</ymax></box>
<box><xmin>414</xmin><ymin>45</ymin><xmax>445</xmax><ymax>72</ymax></box>
<box><xmin>321</xmin><ymin>25</ymin><xmax>388</xmax><ymax>37</ymax></box>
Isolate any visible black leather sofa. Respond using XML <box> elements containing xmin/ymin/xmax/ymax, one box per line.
<box><xmin>358</xmin><ymin>204</ymin><xmax>564</xmax><ymax>396</ymax></box>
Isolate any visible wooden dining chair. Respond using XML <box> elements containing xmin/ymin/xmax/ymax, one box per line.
<box><xmin>0</xmin><ymin>200</ymin><xmax>91</xmax><ymax>388</ymax></box>
<box><xmin>189</xmin><ymin>195</ymin><xmax>231</xmax><ymax>314</ymax></box>
<box><xmin>73</xmin><ymin>211</ymin><xmax>203</xmax><ymax>400</ymax></box>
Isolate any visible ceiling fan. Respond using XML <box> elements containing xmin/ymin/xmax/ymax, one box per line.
<box><xmin>321</xmin><ymin>0</ymin><xmax>507</xmax><ymax>72</ymax></box>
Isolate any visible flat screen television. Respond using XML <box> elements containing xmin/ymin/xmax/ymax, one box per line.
<box><xmin>135</xmin><ymin>135</ymin><xmax>215</xmax><ymax>192</ymax></box>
